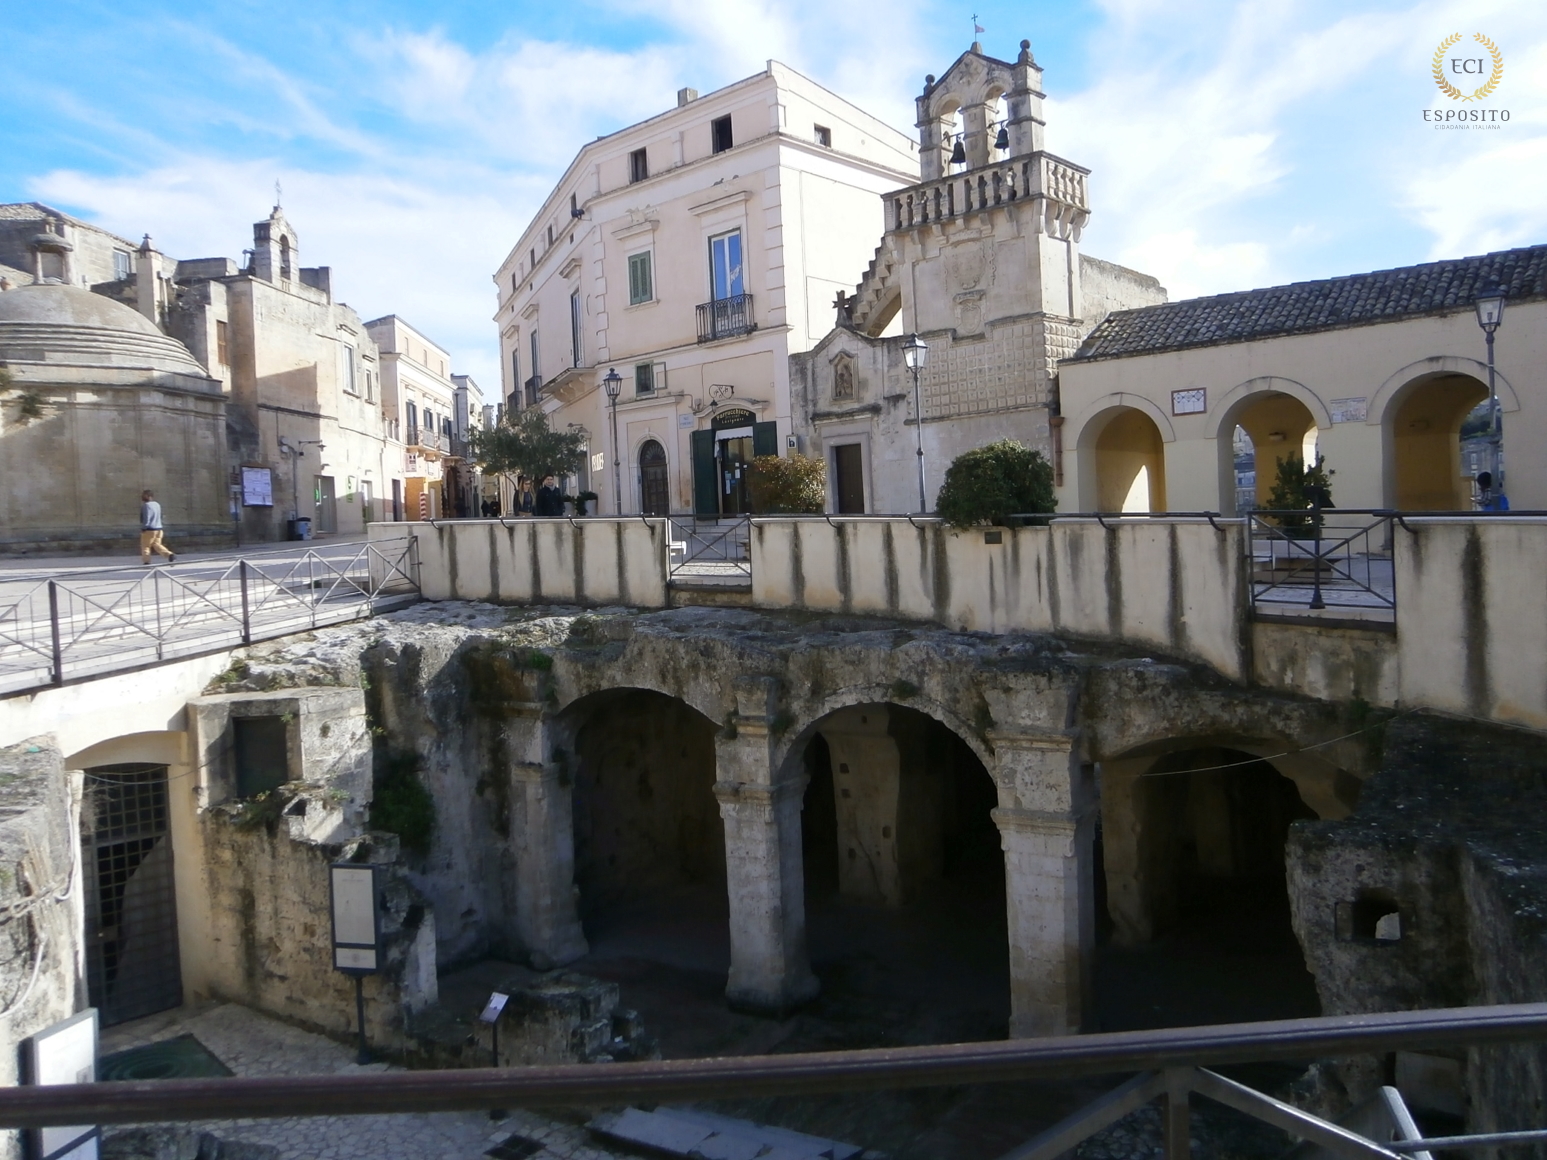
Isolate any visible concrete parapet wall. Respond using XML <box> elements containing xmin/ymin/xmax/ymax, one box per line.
<box><xmin>751</xmin><ymin>516</ymin><xmax>1249</xmax><ymax>680</ymax></box>
<box><xmin>372</xmin><ymin>519</ymin><xmax>668</xmax><ymax>607</ymax></box>
<box><xmin>1393</xmin><ymin>517</ymin><xmax>1547</xmax><ymax>730</ymax></box>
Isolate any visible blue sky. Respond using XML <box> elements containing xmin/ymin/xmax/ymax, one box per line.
<box><xmin>3</xmin><ymin>0</ymin><xmax>1543</xmax><ymax>389</ymax></box>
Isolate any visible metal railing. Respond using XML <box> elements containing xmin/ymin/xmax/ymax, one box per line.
<box><xmin>696</xmin><ymin>293</ymin><xmax>755</xmax><ymax>342</ymax></box>
<box><xmin>667</xmin><ymin>515</ymin><xmax>752</xmax><ymax>584</ymax></box>
<box><xmin>2</xmin><ymin>1002</ymin><xmax>1545</xmax><ymax>1156</ymax></box>
<box><xmin>0</xmin><ymin>538</ymin><xmax>419</xmax><ymax>695</ymax></box>
<box><xmin>1247</xmin><ymin>509</ymin><xmax>1396</xmax><ymax>619</ymax></box>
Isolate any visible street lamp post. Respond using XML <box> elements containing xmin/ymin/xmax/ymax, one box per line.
<box><xmin>603</xmin><ymin>368</ymin><xmax>624</xmax><ymax>514</ymax></box>
<box><xmin>1475</xmin><ymin>288</ymin><xmax>1507</xmax><ymax>509</ymax></box>
<box><xmin>903</xmin><ymin>333</ymin><xmax>929</xmax><ymax>513</ymax></box>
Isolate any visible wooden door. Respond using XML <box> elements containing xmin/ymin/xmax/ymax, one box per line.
<box><xmin>834</xmin><ymin>444</ymin><xmax>866</xmax><ymax>513</ymax></box>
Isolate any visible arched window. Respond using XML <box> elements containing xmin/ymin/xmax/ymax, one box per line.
<box><xmin>279</xmin><ymin>236</ymin><xmax>292</xmax><ymax>280</ymax></box>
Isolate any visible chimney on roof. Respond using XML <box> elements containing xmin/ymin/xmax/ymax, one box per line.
<box><xmin>677</xmin><ymin>87</ymin><xmax>698</xmax><ymax>107</ymax></box>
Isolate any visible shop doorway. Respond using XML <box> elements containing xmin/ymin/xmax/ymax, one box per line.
<box><xmin>83</xmin><ymin>764</ymin><xmax>182</xmax><ymax>1026</ymax></box>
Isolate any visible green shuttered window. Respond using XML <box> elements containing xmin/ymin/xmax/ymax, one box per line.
<box><xmin>628</xmin><ymin>252</ymin><xmax>653</xmax><ymax>305</ymax></box>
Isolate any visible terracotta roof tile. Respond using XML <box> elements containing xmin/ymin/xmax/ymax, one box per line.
<box><xmin>1071</xmin><ymin>244</ymin><xmax>1547</xmax><ymax>362</ymax></box>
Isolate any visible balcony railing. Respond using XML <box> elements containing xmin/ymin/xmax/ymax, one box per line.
<box><xmin>696</xmin><ymin>293</ymin><xmax>755</xmax><ymax>343</ymax></box>
<box><xmin>524</xmin><ymin>375</ymin><xmax>541</xmax><ymax>408</ymax></box>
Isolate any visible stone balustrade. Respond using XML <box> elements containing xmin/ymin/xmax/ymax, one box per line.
<box><xmin>888</xmin><ymin>151</ymin><xmax>1091</xmax><ymax>236</ymax></box>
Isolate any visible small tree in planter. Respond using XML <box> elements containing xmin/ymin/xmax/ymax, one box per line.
<box><xmin>749</xmin><ymin>454</ymin><xmax>826</xmax><ymax>514</ymax></box>
<box><xmin>936</xmin><ymin>440</ymin><xmax>1056</xmax><ymax>527</ymax></box>
<box><xmin>1263</xmin><ymin>453</ymin><xmax>1334</xmax><ymax>536</ymax></box>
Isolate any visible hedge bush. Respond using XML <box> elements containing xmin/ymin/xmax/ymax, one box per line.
<box><xmin>749</xmin><ymin>453</ymin><xmax>826</xmax><ymax>514</ymax></box>
<box><xmin>935</xmin><ymin>440</ymin><xmax>1056</xmax><ymax>527</ymax></box>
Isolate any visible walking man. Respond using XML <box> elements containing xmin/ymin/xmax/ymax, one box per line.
<box><xmin>139</xmin><ymin>490</ymin><xmax>175</xmax><ymax>565</ymax></box>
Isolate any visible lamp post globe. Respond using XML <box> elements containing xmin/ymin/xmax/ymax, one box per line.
<box><xmin>903</xmin><ymin>334</ymin><xmax>929</xmax><ymax>512</ymax></box>
<box><xmin>1474</xmin><ymin>289</ymin><xmax>1507</xmax><ymax>509</ymax></box>
<box><xmin>603</xmin><ymin>368</ymin><xmax>624</xmax><ymax>514</ymax></box>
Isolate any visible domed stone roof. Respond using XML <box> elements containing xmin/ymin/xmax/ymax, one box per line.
<box><xmin>0</xmin><ymin>282</ymin><xmax>213</xmax><ymax>381</ymax></box>
<box><xmin>0</xmin><ymin>282</ymin><xmax>163</xmax><ymax>335</ymax></box>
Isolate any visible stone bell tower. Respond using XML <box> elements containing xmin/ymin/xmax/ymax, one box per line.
<box><xmin>251</xmin><ymin>205</ymin><xmax>299</xmax><ymax>285</ymax></box>
<box><xmin>849</xmin><ymin>39</ymin><xmax>1089</xmax><ymax>350</ymax></box>
<box><xmin>795</xmin><ymin>38</ymin><xmax>1164</xmax><ymax>513</ymax></box>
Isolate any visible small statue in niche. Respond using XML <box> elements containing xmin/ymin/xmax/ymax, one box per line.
<box><xmin>833</xmin><ymin>354</ymin><xmax>855</xmax><ymax>401</ymax></box>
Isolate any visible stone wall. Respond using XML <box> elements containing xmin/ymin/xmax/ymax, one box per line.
<box><xmin>374</xmin><ymin>519</ymin><xmax>668</xmax><ymax>607</ymax></box>
<box><xmin>185</xmin><ymin>686</ymin><xmax>437</xmax><ymax>1050</ymax></box>
<box><xmin>1287</xmin><ymin>714</ymin><xmax>1547</xmax><ymax>1144</ymax></box>
<box><xmin>1394</xmin><ymin>517</ymin><xmax>1547</xmax><ymax>730</ymax></box>
<box><xmin>0</xmin><ymin>738</ymin><xmax>83</xmax><ymax>1160</ymax></box>
<box><xmin>750</xmin><ymin>516</ymin><xmax>1250</xmax><ymax>680</ymax></box>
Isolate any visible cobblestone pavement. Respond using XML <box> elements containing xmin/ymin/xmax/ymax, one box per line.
<box><xmin>100</xmin><ymin>1003</ymin><xmax>632</xmax><ymax>1160</ymax></box>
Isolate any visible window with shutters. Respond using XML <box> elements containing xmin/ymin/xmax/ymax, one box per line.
<box><xmin>629</xmin><ymin>148</ymin><xmax>648</xmax><ymax>183</ymax></box>
<box><xmin>635</xmin><ymin>363</ymin><xmax>655</xmax><ymax>395</ymax></box>
<box><xmin>628</xmin><ymin>251</ymin><xmax>653</xmax><ymax>305</ymax></box>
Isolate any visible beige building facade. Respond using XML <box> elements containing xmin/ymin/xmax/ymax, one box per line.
<box><xmin>366</xmin><ymin>315</ymin><xmax>460</xmax><ymax>521</ymax></box>
<box><xmin>493</xmin><ymin>61</ymin><xmax>919</xmax><ymax>516</ymax></box>
<box><xmin>1056</xmin><ymin>245</ymin><xmax>1547</xmax><ymax>514</ymax></box>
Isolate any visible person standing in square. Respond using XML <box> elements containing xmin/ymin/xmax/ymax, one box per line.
<box><xmin>139</xmin><ymin>490</ymin><xmax>175</xmax><ymax>565</ymax></box>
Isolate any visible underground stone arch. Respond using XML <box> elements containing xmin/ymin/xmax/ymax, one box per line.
<box><xmin>792</xmin><ymin>702</ymin><xmax>1012</xmax><ymax>1042</ymax></box>
<box><xmin>1095</xmin><ymin>740</ymin><xmax>1327</xmax><ymax>1027</ymax></box>
<box><xmin>555</xmin><ymin>688</ymin><xmax>725</xmax><ymax>918</ymax></box>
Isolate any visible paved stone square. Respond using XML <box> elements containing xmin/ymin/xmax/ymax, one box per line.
<box><xmin>100</xmin><ymin>1002</ymin><xmax>632</xmax><ymax>1160</ymax></box>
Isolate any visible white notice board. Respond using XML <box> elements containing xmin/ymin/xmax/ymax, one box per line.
<box><xmin>242</xmin><ymin>467</ymin><xmax>274</xmax><ymax>507</ymax></box>
<box><xmin>26</xmin><ymin>1008</ymin><xmax>100</xmax><ymax>1160</ymax></box>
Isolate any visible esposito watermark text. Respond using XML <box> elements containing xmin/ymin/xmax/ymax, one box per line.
<box><xmin>1423</xmin><ymin>107</ymin><xmax>1510</xmax><ymax>129</ymax></box>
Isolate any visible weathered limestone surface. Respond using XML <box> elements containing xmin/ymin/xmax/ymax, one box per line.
<box><xmin>1287</xmin><ymin>715</ymin><xmax>1547</xmax><ymax>1145</ymax></box>
<box><xmin>184</xmin><ymin>684</ymin><xmax>437</xmax><ymax>1049</ymax></box>
<box><xmin>222</xmin><ymin>602</ymin><xmax>1371</xmax><ymax>1036</ymax></box>
<box><xmin>0</xmin><ymin>737</ymin><xmax>82</xmax><ymax>1160</ymax></box>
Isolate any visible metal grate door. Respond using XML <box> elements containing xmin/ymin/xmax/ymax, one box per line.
<box><xmin>83</xmin><ymin>763</ymin><xmax>182</xmax><ymax>1026</ymax></box>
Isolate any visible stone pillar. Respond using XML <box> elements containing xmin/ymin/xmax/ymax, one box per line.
<box><xmin>989</xmin><ymin>730</ymin><xmax>1095</xmax><ymax>1038</ymax></box>
<box><xmin>505</xmin><ymin>703</ymin><xmax>587</xmax><ymax>970</ymax></box>
<box><xmin>715</xmin><ymin>676</ymin><xmax>819</xmax><ymax>1015</ymax></box>
<box><xmin>819</xmin><ymin>706</ymin><xmax>903</xmax><ymax>907</ymax></box>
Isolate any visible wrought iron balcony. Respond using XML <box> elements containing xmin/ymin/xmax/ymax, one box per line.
<box><xmin>524</xmin><ymin>375</ymin><xmax>541</xmax><ymax>408</ymax></box>
<box><xmin>696</xmin><ymin>293</ymin><xmax>755</xmax><ymax>343</ymax></box>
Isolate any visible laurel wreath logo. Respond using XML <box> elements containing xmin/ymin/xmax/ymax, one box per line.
<box><xmin>1433</xmin><ymin>33</ymin><xmax>1504</xmax><ymax>102</ymax></box>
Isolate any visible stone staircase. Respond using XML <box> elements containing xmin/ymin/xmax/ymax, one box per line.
<box><xmin>847</xmin><ymin>238</ymin><xmax>902</xmax><ymax>336</ymax></box>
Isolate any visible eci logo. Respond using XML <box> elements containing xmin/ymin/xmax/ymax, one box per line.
<box><xmin>1424</xmin><ymin>33</ymin><xmax>1509</xmax><ymax>128</ymax></box>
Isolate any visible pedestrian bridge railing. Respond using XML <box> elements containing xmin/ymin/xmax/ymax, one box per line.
<box><xmin>2</xmin><ymin>1003</ymin><xmax>1545</xmax><ymax>1160</ymax></box>
<box><xmin>0</xmin><ymin>537</ymin><xmax>419</xmax><ymax>696</ymax></box>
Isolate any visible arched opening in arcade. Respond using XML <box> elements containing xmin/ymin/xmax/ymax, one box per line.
<box><xmin>1227</xmin><ymin>393</ymin><xmax>1320</xmax><ymax>513</ymax></box>
<box><xmin>1082</xmin><ymin>406</ymin><xmax>1168</xmax><ymax>512</ymax></box>
<box><xmin>1095</xmin><ymin>746</ymin><xmax>1330</xmax><ymax>1030</ymax></box>
<box><xmin>1387</xmin><ymin>373</ymin><xmax>1490</xmax><ymax>510</ymax></box>
<box><xmin>560</xmin><ymin>688</ymin><xmax>729</xmax><ymax>1035</ymax></box>
<box><xmin>797</xmin><ymin>704</ymin><xmax>1009</xmax><ymax>1044</ymax></box>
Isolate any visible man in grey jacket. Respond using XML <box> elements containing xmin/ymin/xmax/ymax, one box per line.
<box><xmin>139</xmin><ymin>490</ymin><xmax>176</xmax><ymax>565</ymax></box>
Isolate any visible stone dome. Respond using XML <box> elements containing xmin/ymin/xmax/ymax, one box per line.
<box><xmin>0</xmin><ymin>282</ymin><xmax>164</xmax><ymax>335</ymax></box>
<box><xmin>0</xmin><ymin>282</ymin><xmax>212</xmax><ymax>380</ymax></box>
